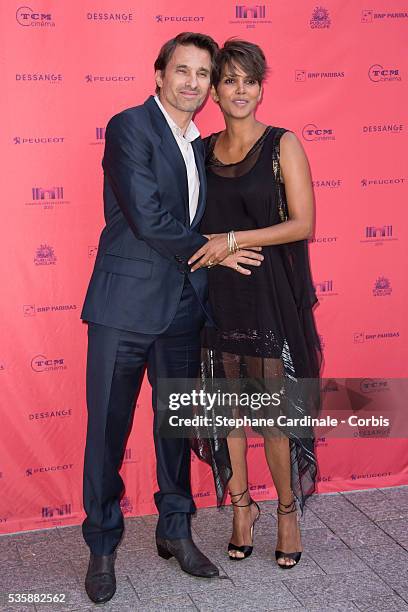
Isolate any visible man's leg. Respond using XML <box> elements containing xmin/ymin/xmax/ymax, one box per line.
<box><xmin>147</xmin><ymin>279</ymin><xmax>203</xmax><ymax>539</ymax></box>
<box><xmin>145</xmin><ymin>280</ymin><xmax>219</xmax><ymax>577</ymax></box>
<box><xmin>82</xmin><ymin>322</ymin><xmax>151</xmax><ymax>555</ymax></box>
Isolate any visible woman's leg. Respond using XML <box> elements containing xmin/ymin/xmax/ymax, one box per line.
<box><xmin>226</xmin><ymin>430</ymin><xmax>260</xmax><ymax>559</ymax></box>
<box><xmin>262</xmin><ymin>357</ymin><xmax>302</xmax><ymax>566</ymax></box>
<box><xmin>244</xmin><ymin>354</ymin><xmax>302</xmax><ymax>567</ymax></box>
<box><xmin>264</xmin><ymin>434</ymin><xmax>302</xmax><ymax>566</ymax></box>
<box><xmin>221</xmin><ymin>351</ymin><xmax>260</xmax><ymax>559</ymax></box>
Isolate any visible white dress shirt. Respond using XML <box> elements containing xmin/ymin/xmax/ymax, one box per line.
<box><xmin>154</xmin><ymin>95</ymin><xmax>200</xmax><ymax>225</ymax></box>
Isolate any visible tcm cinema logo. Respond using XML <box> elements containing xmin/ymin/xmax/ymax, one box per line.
<box><xmin>362</xmin><ymin>10</ymin><xmax>408</xmax><ymax>22</ymax></box>
<box><xmin>23</xmin><ymin>304</ymin><xmax>78</xmax><ymax>316</ymax></box>
<box><xmin>155</xmin><ymin>15</ymin><xmax>205</xmax><ymax>23</ymax></box>
<box><xmin>34</xmin><ymin>244</ymin><xmax>57</xmax><ymax>265</ymax></box>
<box><xmin>86</xmin><ymin>12</ymin><xmax>134</xmax><ymax>23</ymax></box>
<box><xmin>362</xmin><ymin>123</ymin><xmax>404</xmax><ymax>134</ymax></box>
<box><xmin>42</xmin><ymin>503</ymin><xmax>72</xmax><ymax>519</ymax></box>
<box><xmin>310</xmin><ymin>6</ymin><xmax>331</xmax><ymax>28</ymax></box>
<box><xmin>361</xmin><ymin>177</ymin><xmax>405</xmax><ymax>187</ymax></box>
<box><xmin>91</xmin><ymin>127</ymin><xmax>106</xmax><ymax>145</ymax></box>
<box><xmin>295</xmin><ymin>70</ymin><xmax>344</xmax><ymax>81</ymax></box>
<box><xmin>249</xmin><ymin>482</ymin><xmax>267</xmax><ymax>494</ymax></box>
<box><xmin>353</xmin><ymin>331</ymin><xmax>399</xmax><ymax>343</ymax></box>
<box><xmin>16</xmin><ymin>6</ymin><xmax>55</xmax><ymax>27</ymax></box>
<box><xmin>14</xmin><ymin>135</ymin><xmax>64</xmax><ymax>145</ymax></box>
<box><xmin>312</xmin><ymin>178</ymin><xmax>342</xmax><ymax>188</ymax></box>
<box><xmin>26</xmin><ymin>186</ymin><xmax>69</xmax><ymax>209</ymax></box>
<box><xmin>230</xmin><ymin>5</ymin><xmax>272</xmax><ymax>28</ymax></box>
<box><xmin>368</xmin><ymin>64</ymin><xmax>402</xmax><ymax>82</ymax></box>
<box><xmin>31</xmin><ymin>354</ymin><xmax>67</xmax><ymax>372</ymax></box>
<box><xmin>302</xmin><ymin>124</ymin><xmax>335</xmax><ymax>141</ymax></box>
<box><xmin>372</xmin><ymin>276</ymin><xmax>392</xmax><ymax>297</ymax></box>
<box><xmin>85</xmin><ymin>74</ymin><xmax>136</xmax><ymax>83</ymax></box>
<box><xmin>314</xmin><ymin>280</ymin><xmax>338</xmax><ymax>298</ymax></box>
<box><xmin>15</xmin><ymin>72</ymin><xmax>63</xmax><ymax>84</ymax></box>
<box><xmin>360</xmin><ymin>379</ymin><xmax>390</xmax><ymax>393</ymax></box>
<box><xmin>361</xmin><ymin>225</ymin><xmax>397</xmax><ymax>245</ymax></box>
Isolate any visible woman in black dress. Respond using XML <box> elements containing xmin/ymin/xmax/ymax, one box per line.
<box><xmin>188</xmin><ymin>40</ymin><xmax>322</xmax><ymax>568</ymax></box>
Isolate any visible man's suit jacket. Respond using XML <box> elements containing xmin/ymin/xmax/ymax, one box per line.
<box><xmin>81</xmin><ymin>95</ymin><xmax>210</xmax><ymax>334</ymax></box>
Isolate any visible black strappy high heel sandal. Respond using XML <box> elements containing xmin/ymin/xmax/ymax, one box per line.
<box><xmin>275</xmin><ymin>497</ymin><xmax>302</xmax><ymax>569</ymax></box>
<box><xmin>228</xmin><ymin>487</ymin><xmax>261</xmax><ymax>561</ymax></box>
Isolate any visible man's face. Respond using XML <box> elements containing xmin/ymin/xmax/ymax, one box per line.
<box><xmin>155</xmin><ymin>44</ymin><xmax>212</xmax><ymax>114</ymax></box>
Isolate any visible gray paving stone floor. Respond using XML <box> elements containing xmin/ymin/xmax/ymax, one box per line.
<box><xmin>0</xmin><ymin>486</ymin><xmax>408</xmax><ymax>611</ymax></box>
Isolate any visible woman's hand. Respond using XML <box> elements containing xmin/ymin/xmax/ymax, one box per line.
<box><xmin>220</xmin><ymin>250</ymin><xmax>264</xmax><ymax>275</ymax></box>
<box><xmin>188</xmin><ymin>233</ymin><xmax>230</xmax><ymax>271</ymax></box>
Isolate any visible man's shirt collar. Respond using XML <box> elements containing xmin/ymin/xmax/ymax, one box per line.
<box><xmin>154</xmin><ymin>95</ymin><xmax>200</xmax><ymax>143</ymax></box>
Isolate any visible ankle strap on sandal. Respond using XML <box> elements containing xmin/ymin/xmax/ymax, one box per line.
<box><xmin>229</xmin><ymin>487</ymin><xmax>253</xmax><ymax>507</ymax></box>
<box><xmin>277</xmin><ymin>498</ymin><xmax>297</xmax><ymax>515</ymax></box>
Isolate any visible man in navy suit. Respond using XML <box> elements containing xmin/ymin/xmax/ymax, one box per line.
<box><xmin>80</xmin><ymin>33</ymin><xmax>220</xmax><ymax>604</ymax></box>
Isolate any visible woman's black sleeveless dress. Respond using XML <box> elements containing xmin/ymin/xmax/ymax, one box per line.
<box><xmin>191</xmin><ymin>126</ymin><xmax>322</xmax><ymax>517</ymax></box>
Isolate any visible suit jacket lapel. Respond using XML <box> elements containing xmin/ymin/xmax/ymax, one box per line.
<box><xmin>191</xmin><ymin>138</ymin><xmax>207</xmax><ymax>228</ymax></box>
<box><xmin>144</xmin><ymin>96</ymin><xmax>189</xmax><ymax>222</ymax></box>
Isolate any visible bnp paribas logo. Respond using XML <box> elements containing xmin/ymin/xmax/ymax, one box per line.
<box><xmin>362</xmin><ymin>10</ymin><xmax>408</xmax><ymax>22</ymax></box>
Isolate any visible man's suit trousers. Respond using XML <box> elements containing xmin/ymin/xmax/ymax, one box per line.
<box><xmin>82</xmin><ymin>278</ymin><xmax>205</xmax><ymax>555</ymax></box>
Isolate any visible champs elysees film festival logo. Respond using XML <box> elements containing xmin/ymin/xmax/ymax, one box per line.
<box><xmin>229</xmin><ymin>5</ymin><xmax>272</xmax><ymax>27</ymax></box>
<box><xmin>27</xmin><ymin>187</ymin><xmax>69</xmax><ymax>210</ymax></box>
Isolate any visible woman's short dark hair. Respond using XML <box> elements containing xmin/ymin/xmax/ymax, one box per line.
<box><xmin>154</xmin><ymin>32</ymin><xmax>219</xmax><ymax>94</ymax></box>
<box><xmin>212</xmin><ymin>39</ymin><xmax>267</xmax><ymax>88</ymax></box>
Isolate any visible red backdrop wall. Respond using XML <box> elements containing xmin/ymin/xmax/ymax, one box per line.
<box><xmin>1</xmin><ymin>1</ymin><xmax>407</xmax><ymax>534</ymax></box>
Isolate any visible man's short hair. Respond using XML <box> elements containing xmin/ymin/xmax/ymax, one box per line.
<box><xmin>154</xmin><ymin>32</ymin><xmax>219</xmax><ymax>94</ymax></box>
